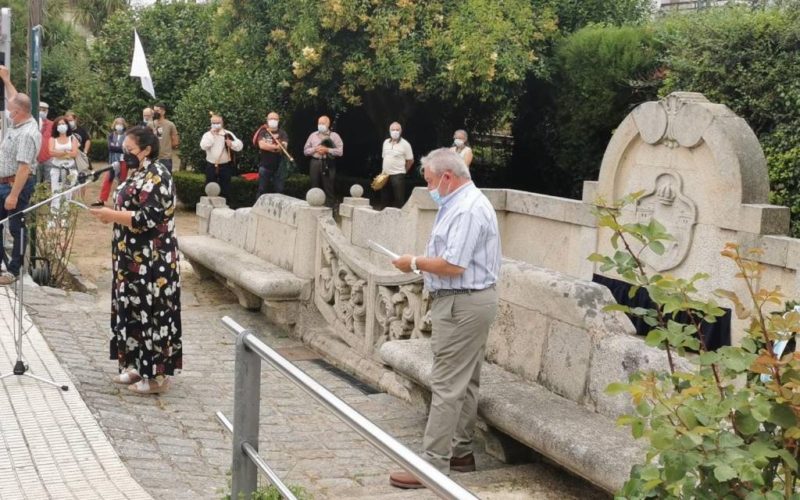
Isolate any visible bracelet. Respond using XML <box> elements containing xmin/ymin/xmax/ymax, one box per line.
<box><xmin>410</xmin><ymin>256</ymin><xmax>418</xmax><ymax>273</ymax></box>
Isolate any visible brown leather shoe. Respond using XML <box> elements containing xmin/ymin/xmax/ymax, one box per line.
<box><xmin>450</xmin><ymin>453</ymin><xmax>476</xmax><ymax>472</ymax></box>
<box><xmin>389</xmin><ymin>471</ymin><xmax>426</xmax><ymax>489</ymax></box>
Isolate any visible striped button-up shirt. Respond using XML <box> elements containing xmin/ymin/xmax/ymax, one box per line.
<box><xmin>0</xmin><ymin>116</ymin><xmax>41</xmax><ymax>178</ymax></box>
<box><xmin>424</xmin><ymin>182</ymin><xmax>501</xmax><ymax>292</ymax></box>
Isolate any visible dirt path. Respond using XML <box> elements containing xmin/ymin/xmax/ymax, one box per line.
<box><xmin>69</xmin><ymin>170</ymin><xmax>200</xmax><ymax>285</ymax></box>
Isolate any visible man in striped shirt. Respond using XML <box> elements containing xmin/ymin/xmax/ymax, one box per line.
<box><xmin>0</xmin><ymin>66</ymin><xmax>40</xmax><ymax>285</ymax></box>
<box><xmin>390</xmin><ymin>148</ymin><xmax>501</xmax><ymax>489</ymax></box>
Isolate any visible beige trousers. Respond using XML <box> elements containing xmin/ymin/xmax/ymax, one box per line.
<box><xmin>422</xmin><ymin>286</ymin><xmax>498</xmax><ymax>473</ymax></box>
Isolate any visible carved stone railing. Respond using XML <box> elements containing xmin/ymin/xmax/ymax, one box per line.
<box><xmin>315</xmin><ymin>216</ymin><xmax>431</xmax><ymax>359</ymax></box>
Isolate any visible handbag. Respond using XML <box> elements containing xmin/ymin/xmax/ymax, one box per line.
<box><xmin>75</xmin><ymin>150</ymin><xmax>91</xmax><ymax>172</ymax></box>
<box><xmin>72</xmin><ymin>134</ymin><xmax>91</xmax><ymax>172</ymax></box>
<box><xmin>371</xmin><ymin>172</ymin><xmax>390</xmax><ymax>190</ymax></box>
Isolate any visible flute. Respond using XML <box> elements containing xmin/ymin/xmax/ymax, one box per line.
<box><xmin>264</xmin><ymin>127</ymin><xmax>295</xmax><ymax>163</ymax></box>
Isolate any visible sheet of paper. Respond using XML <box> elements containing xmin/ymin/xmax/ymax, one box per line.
<box><xmin>68</xmin><ymin>200</ymin><xmax>89</xmax><ymax>210</ymax></box>
<box><xmin>367</xmin><ymin>239</ymin><xmax>400</xmax><ymax>259</ymax></box>
<box><xmin>368</xmin><ymin>240</ymin><xmax>421</xmax><ymax>274</ymax></box>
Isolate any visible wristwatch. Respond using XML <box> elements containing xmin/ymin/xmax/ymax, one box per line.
<box><xmin>410</xmin><ymin>256</ymin><xmax>418</xmax><ymax>273</ymax></box>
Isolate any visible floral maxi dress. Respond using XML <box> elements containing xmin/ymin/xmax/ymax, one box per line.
<box><xmin>109</xmin><ymin>159</ymin><xmax>182</xmax><ymax>379</ymax></box>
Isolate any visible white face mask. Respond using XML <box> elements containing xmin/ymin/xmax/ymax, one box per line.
<box><xmin>317</xmin><ymin>124</ymin><xmax>328</xmax><ymax>134</ymax></box>
<box><xmin>454</xmin><ymin>138</ymin><xmax>465</xmax><ymax>148</ymax></box>
<box><xmin>57</xmin><ymin>124</ymin><xmax>68</xmax><ymax>134</ymax></box>
<box><xmin>143</xmin><ymin>117</ymin><xmax>151</xmax><ymax>124</ymax></box>
<box><xmin>390</xmin><ymin>130</ymin><xmax>401</xmax><ymax>140</ymax></box>
<box><xmin>68</xmin><ymin>120</ymin><xmax>77</xmax><ymax>128</ymax></box>
<box><xmin>211</xmin><ymin>123</ymin><xmax>222</xmax><ymax>130</ymax></box>
<box><xmin>268</xmin><ymin>119</ymin><xmax>279</xmax><ymax>129</ymax></box>
<box><xmin>39</xmin><ymin>111</ymin><xmax>47</xmax><ymax>121</ymax></box>
<box><xmin>115</xmin><ymin>125</ymin><xmax>124</xmax><ymax>133</ymax></box>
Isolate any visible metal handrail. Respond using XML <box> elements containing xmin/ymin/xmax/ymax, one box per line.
<box><xmin>215</xmin><ymin>412</ymin><xmax>298</xmax><ymax>500</ymax></box>
<box><xmin>219</xmin><ymin>315</ymin><xmax>479</xmax><ymax>500</ymax></box>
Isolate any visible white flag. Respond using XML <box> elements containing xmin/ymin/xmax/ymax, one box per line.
<box><xmin>130</xmin><ymin>30</ymin><xmax>156</xmax><ymax>99</ymax></box>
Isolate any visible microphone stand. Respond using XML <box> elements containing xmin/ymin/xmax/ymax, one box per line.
<box><xmin>0</xmin><ymin>166</ymin><xmax>112</xmax><ymax>391</ymax></box>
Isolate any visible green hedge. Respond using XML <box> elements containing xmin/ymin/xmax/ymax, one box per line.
<box><xmin>173</xmin><ymin>171</ymin><xmax>312</xmax><ymax>210</ymax></box>
<box><xmin>89</xmin><ymin>138</ymin><xmax>108</xmax><ymax>163</ymax></box>
<box><xmin>656</xmin><ymin>7</ymin><xmax>800</xmax><ymax>236</ymax></box>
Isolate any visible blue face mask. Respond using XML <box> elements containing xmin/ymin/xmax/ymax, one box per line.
<box><xmin>429</xmin><ymin>177</ymin><xmax>448</xmax><ymax>206</ymax></box>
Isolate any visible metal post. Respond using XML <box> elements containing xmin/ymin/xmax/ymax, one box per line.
<box><xmin>0</xmin><ymin>7</ymin><xmax>11</xmax><ymax>143</ymax></box>
<box><xmin>231</xmin><ymin>330</ymin><xmax>261</xmax><ymax>499</ymax></box>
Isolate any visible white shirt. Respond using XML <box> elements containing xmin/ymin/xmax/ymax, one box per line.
<box><xmin>381</xmin><ymin>138</ymin><xmax>414</xmax><ymax>175</ymax></box>
<box><xmin>200</xmin><ymin>129</ymin><xmax>243</xmax><ymax>164</ymax></box>
<box><xmin>424</xmin><ymin>183</ymin><xmax>501</xmax><ymax>291</ymax></box>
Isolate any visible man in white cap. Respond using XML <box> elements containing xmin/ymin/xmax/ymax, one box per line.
<box><xmin>36</xmin><ymin>102</ymin><xmax>53</xmax><ymax>182</ymax></box>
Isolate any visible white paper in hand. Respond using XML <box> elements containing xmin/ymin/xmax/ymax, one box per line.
<box><xmin>368</xmin><ymin>240</ymin><xmax>420</xmax><ymax>275</ymax></box>
<box><xmin>367</xmin><ymin>239</ymin><xmax>400</xmax><ymax>259</ymax></box>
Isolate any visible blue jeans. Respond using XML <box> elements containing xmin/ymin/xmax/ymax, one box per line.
<box><xmin>0</xmin><ymin>178</ymin><xmax>34</xmax><ymax>276</ymax></box>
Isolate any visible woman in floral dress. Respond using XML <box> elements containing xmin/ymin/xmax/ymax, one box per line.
<box><xmin>89</xmin><ymin>126</ymin><xmax>181</xmax><ymax>394</ymax></box>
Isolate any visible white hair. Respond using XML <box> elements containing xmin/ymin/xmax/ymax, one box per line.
<box><xmin>421</xmin><ymin>148</ymin><xmax>471</xmax><ymax>179</ymax></box>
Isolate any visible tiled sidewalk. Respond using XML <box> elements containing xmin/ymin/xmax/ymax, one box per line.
<box><xmin>0</xmin><ymin>282</ymin><xmax>151</xmax><ymax>500</ymax></box>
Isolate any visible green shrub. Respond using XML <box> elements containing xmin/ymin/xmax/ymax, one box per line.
<box><xmin>89</xmin><ymin>138</ymin><xmax>109</xmax><ymax>163</ymax></box>
<box><xmin>553</xmin><ymin>23</ymin><xmax>660</xmax><ymax>196</ymax></box>
<box><xmin>593</xmin><ymin>193</ymin><xmax>800</xmax><ymax>498</ymax></box>
<box><xmin>656</xmin><ymin>6</ymin><xmax>800</xmax><ymax>235</ymax></box>
<box><xmin>175</xmin><ymin>66</ymin><xmax>288</xmax><ymax>173</ymax></box>
<box><xmin>173</xmin><ymin>171</ymin><xmax>311</xmax><ymax>210</ymax></box>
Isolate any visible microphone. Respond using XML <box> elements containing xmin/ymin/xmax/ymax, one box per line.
<box><xmin>78</xmin><ymin>164</ymin><xmax>114</xmax><ymax>184</ymax></box>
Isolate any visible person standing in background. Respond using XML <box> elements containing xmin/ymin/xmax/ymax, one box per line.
<box><xmin>254</xmin><ymin>111</ymin><xmax>289</xmax><ymax>198</ymax></box>
<box><xmin>36</xmin><ymin>102</ymin><xmax>53</xmax><ymax>181</ymax></box>
<box><xmin>201</xmin><ymin>114</ymin><xmax>243</xmax><ymax>199</ymax></box>
<box><xmin>93</xmin><ymin>117</ymin><xmax>128</xmax><ymax>207</ymax></box>
<box><xmin>380</xmin><ymin>122</ymin><xmax>414</xmax><ymax>209</ymax></box>
<box><xmin>151</xmin><ymin>102</ymin><xmax>179</xmax><ymax>172</ymax></box>
<box><xmin>450</xmin><ymin>129</ymin><xmax>473</xmax><ymax>168</ymax></box>
<box><xmin>303</xmin><ymin>115</ymin><xmax>343</xmax><ymax>208</ymax></box>
<box><xmin>65</xmin><ymin>110</ymin><xmax>91</xmax><ymax>157</ymax></box>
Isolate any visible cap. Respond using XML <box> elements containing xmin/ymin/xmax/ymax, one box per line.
<box><xmin>39</xmin><ymin>102</ymin><xmax>49</xmax><ymax>109</ymax></box>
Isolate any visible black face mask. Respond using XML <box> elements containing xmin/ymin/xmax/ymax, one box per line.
<box><xmin>123</xmin><ymin>152</ymin><xmax>140</xmax><ymax>168</ymax></box>
<box><xmin>153</xmin><ymin>112</ymin><xmax>162</xmax><ymax>120</ymax></box>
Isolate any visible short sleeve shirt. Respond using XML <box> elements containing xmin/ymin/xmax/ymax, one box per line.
<box><xmin>153</xmin><ymin>119</ymin><xmax>177</xmax><ymax>159</ymax></box>
<box><xmin>72</xmin><ymin>127</ymin><xmax>90</xmax><ymax>151</ymax></box>
<box><xmin>381</xmin><ymin>138</ymin><xmax>414</xmax><ymax>175</ymax></box>
<box><xmin>0</xmin><ymin>116</ymin><xmax>41</xmax><ymax>178</ymax></box>
<box><xmin>257</xmin><ymin>128</ymin><xmax>289</xmax><ymax>170</ymax></box>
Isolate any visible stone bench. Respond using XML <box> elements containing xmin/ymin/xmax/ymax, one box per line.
<box><xmin>380</xmin><ymin>338</ymin><xmax>645</xmax><ymax>493</ymax></box>
<box><xmin>181</xmin><ymin>234</ymin><xmax>311</xmax><ymax>324</ymax></box>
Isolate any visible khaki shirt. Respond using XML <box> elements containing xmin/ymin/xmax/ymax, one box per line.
<box><xmin>152</xmin><ymin>118</ymin><xmax>178</xmax><ymax>159</ymax></box>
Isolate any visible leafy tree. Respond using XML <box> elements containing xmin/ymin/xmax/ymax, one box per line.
<box><xmin>200</xmin><ymin>0</ymin><xmax>558</xmax><ymax>176</ymax></box>
<box><xmin>75</xmin><ymin>2</ymin><xmax>215</xmax><ymax>133</ymax></box>
<box><xmin>69</xmin><ymin>0</ymin><xmax>128</xmax><ymax>36</ymax></box>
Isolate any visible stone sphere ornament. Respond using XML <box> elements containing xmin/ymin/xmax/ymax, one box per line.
<box><xmin>306</xmin><ymin>188</ymin><xmax>326</xmax><ymax>207</ymax></box>
<box><xmin>350</xmin><ymin>184</ymin><xmax>364</xmax><ymax>198</ymax></box>
<box><xmin>205</xmin><ymin>182</ymin><xmax>221</xmax><ymax>197</ymax></box>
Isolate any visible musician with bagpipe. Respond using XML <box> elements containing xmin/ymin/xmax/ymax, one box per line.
<box><xmin>200</xmin><ymin>113</ymin><xmax>243</xmax><ymax>199</ymax></box>
<box><xmin>253</xmin><ymin>111</ymin><xmax>293</xmax><ymax>198</ymax></box>
<box><xmin>303</xmin><ymin>115</ymin><xmax>343</xmax><ymax>208</ymax></box>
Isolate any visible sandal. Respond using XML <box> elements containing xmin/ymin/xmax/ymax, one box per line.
<box><xmin>112</xmin><ymin>369</ymin><xmax>142</xmax><ymax>385</ymax></box>
<box><xmin>127</xmin><ymin>377</ymin><xmax>170</xmax><ymax>395</ymax></box>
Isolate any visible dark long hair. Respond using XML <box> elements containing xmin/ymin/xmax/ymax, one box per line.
<box><xmin>51</xmin><ymin>116</ymin><xmax>73</xmax><ymax>138</ymax></box>
<box><xmin>125</xmin><ymin>125</ymin><xmax>160</xmax><ymax>160</ymax></box>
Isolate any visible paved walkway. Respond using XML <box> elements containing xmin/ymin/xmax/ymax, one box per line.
<box><xmin>0</xmin><ymin>281</ymin><xmax>151</xmax><ymax>500</ymax></box>
<box><xmin>1</xmin><ymin>257</ymin><xmax>606</xmax><ymax>499</ymax></box>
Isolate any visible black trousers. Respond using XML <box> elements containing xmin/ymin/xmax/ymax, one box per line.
<box><xmin>309</xmin><ymin>158</ymin><xmax>336</xmax><ymax>207</ymax></box>
<box><xmin>205</xmin><ymin>161</ymin><xmax>234</xmax><ymax>198</ymax></box>
<box><xmin>380</xmin><ymin>173</ymin><xmax>406</xmax><ymax>209</ymax></box>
